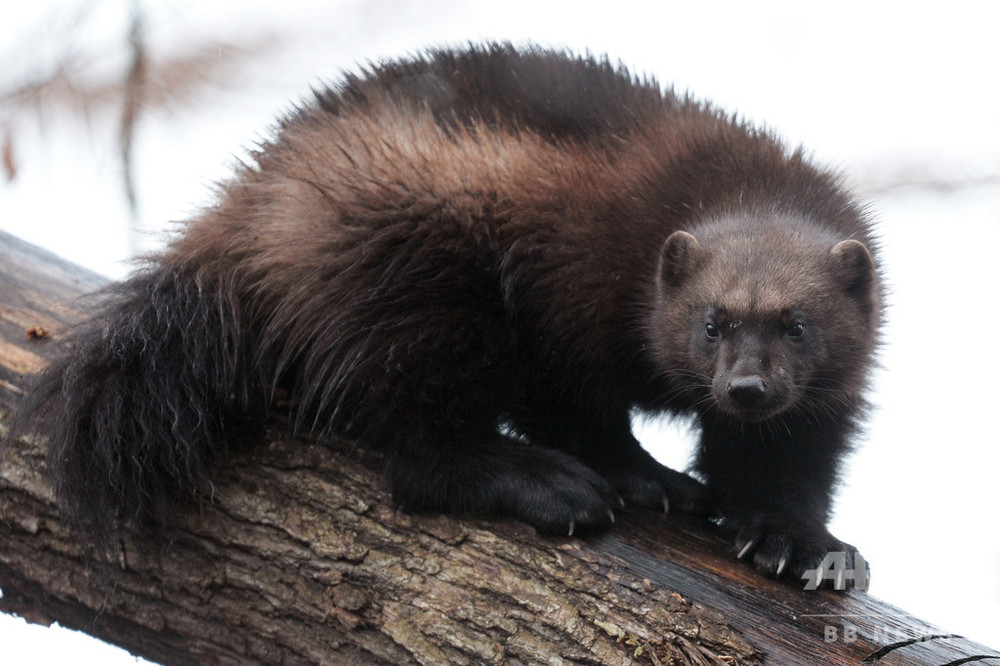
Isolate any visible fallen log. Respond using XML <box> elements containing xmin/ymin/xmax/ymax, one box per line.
<box><xmin>1</xmin><ymin>228</ymin><xmax>996</xmax><ymax>665</ymax></box>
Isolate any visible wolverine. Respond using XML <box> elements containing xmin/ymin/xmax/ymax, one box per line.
<box><xmin>16</xmin><ymin>43</ymin><xmax>882</xmax><ymax>581</ymax></box>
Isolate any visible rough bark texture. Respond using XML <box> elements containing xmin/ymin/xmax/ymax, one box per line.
<box><xmin>1</xmin><ymin>228</ymin><xmax>998</xmax><ymax>665</ymax></box>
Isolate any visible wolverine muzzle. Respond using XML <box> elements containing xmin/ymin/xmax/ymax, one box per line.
<box><xmin>727</xmin><ymin>375</ymin><xmax>767</xmax><ymax>408</ymax></box>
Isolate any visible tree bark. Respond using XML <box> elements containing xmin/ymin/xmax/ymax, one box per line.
<box><xmin>1</xmin><ymin>228</ymin><xmax>997</xmax><ymax>665</ymax></box>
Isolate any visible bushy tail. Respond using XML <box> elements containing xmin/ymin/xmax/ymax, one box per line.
<box><xmin>18</xmin><ymin>264</ymin><xmax>261</xmax><ymax>552</ymax></box>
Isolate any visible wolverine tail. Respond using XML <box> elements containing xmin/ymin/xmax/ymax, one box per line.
<box><xmin>18</xmin><ymin>264</ymin><xmax>261</xmax><ymax>551</ymax></box>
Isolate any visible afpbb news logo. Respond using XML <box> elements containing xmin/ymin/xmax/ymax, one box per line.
<box><xmin>801</xmin><ymin>551</ymin><xmax>870</xmax><ymax>591</ymax></box>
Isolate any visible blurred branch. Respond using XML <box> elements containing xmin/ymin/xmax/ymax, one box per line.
<box><xmin>120</xmin><ymin>1</ymin><xmax>146</xmax><ymax>219</ymax></box>
<box><xmin>860</xmin><ymin>166</ymin><xmax>1000</xmax><ymax>197</ymax></box>
<box><xmin>2</xmin><ymin>128</ymin><xmax>14</xmax><ymax>182</ymax></box>
<box><xmin>0</xmin><ymin>38</ymin><xmax>276</xmax><ymax>121</ymax></box>
<box><xmin>0</xmin><ymin>0</ymin><xmax>281</xmax><ymax>210</ymax></box>
<box><xmin>0</xmin><ymin>4</ymin><xmax>279</xmax><ymax>116</ymax></box>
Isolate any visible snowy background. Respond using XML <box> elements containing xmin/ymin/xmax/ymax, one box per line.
<box><xmin>1</xmin><ymin>0</ymin><xmax>998</xmax><ymax>663</ymax></box>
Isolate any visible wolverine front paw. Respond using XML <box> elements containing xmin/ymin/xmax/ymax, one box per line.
<box><xmin>732</xmin><ymin>521</ymin><xmax>867</xmax><ymax>589</ymax></box>
<box><xmin>594</xmin><ymin>452</ymin><xmax>715</xmax><ymax>517</ymax></box>
<box><xmin>386</xmin><ymin>443</ymin><xmax>619</xmax><ymax>536</ymax></box>
<box><xmin>490</xmin><ymin>450</ymin><xmax>621</xmax><ymax>536</ymax></box>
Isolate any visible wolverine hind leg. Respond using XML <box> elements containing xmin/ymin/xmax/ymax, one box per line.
<box><xmin>509</xmin><ymin>403</ymin><xmax>715</xmax><ymax>519</ymax></box>
<box><xmin>302</xmin><ymin>218</ymin><xmax>618</xmax><ymax>534</ymax></box>
<box><xmin>383</xmin><ymin>430</ymin><xmax>620</xmax><ymax>535</ymax></box>
<box><xmin>318</xmin><ymin>291</ymin><xmax>621</xmax><ymax>535</ymax></box>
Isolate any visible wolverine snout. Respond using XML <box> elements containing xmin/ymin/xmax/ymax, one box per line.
<box><xmin>715</xmin><ymin>371</ymin><xmax>791</xmax><ymax>422</ymax></box>
<box><xmin>726</xmin><ymin>375</ymin><xmax>767</xmax><ymax>408</ymax></box>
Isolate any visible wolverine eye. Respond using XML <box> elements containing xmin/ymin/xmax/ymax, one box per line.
<box><xmin>786</xmin><ymin>322</ymin><xmax>805</xmax><ymax>339</ymax></box>
<box><xmin>705</xmin><ymin>323</ymin><xmax>720</xmax><ymax>340</ymax></box>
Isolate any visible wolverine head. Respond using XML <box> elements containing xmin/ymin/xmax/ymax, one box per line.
<box><xmin>650</xmin><ymin>215</ymin><xmax>880</xmax><ymax>423</ymax></box>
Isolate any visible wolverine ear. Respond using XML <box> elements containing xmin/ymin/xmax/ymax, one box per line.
<box><xmin>831</xmin><ymin>239</ymin><xmax>876</xmax><ymax>301</ymax></box>
<box><xmin>659</xmin><ymin>231</ymin><xmax>702</xmax><ymax>286</ymax></box>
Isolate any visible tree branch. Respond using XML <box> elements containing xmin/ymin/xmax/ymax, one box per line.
<box><xmin>1</xmin><ymin>228</ymin><xmax>996</xmax><ymax>665</ymax></box>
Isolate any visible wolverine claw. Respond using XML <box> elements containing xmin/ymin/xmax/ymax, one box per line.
<box><xmin>811</xmin><ymin>566</ymin><xmax>824</xmax><ymax>589</ymax></box>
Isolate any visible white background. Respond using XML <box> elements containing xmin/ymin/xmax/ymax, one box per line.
<box><xmin>1</xmin><ymin>0</ymin><xmax>998</xmax><ymax>662</ymax></box>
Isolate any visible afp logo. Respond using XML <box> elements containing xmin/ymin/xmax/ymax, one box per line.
<box><xmin>802</xmin><ymin>551</ymin><xmax>870</xmax><ymax>591</ymax></box>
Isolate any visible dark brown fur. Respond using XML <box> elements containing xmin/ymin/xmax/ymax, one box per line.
<box><xmin>13</xmin><ymin>44</ymin><xmax>882</xmax><ymax>580</ymax></box>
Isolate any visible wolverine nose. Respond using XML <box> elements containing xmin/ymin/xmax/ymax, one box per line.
<box><xmin>727</xmin><ymin>375</ymin><xmax>767</xmax><ymax>407</ymax></box>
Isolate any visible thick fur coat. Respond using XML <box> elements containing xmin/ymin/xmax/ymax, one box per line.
<box><xmin>17</xmin><ymin>44</ymin><xmax>882</xmax><ymax>580</ymax></box>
